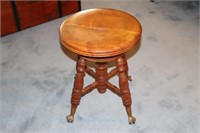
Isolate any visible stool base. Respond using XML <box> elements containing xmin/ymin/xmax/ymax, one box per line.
<box><xmin>66</xmin><ymin>54</ymin><xmax>136</xmax><ymax>125</ymax></box>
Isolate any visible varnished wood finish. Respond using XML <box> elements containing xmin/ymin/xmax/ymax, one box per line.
<box><xmin>61</xmin><ymin>1</ymin><xmax>80</xmax><ymax>16</ymax></box>
<box><xmin>95</xmin><ymin>63</ymin><xmax>108</xmax><ymax>93</ymax></box>
<box><xmin>86</xmin><ymin>66</ymin><xmax>96</xmax><ymax>79</ymax></box>
<box><xmin>60</xmin><ymin>8</ymin><xmax>142</xmax><ymax>124</ymax></box>
<box><xmin>1</xmin><ymin>2</ymin><xmax>17</xmax><ymax>36</ymax></box>
<box><xmin>108</xmin><ymin>68</ymin><xmax>117</xmax><ymax>79</ymax></box>
<box><xmin>116</xmin><ymin>57</ymin><xmax>132</xmax><ymax>106</ymax></box>
<box><xmin>116</xmin><ymin>57</ymin><xmax>136</xmax><ymax>124</ymax></box>
<box><xmin>82</xmin><ymin>82</ymin><xmax>97</xmax><ymax>97</ymax></box>
<box><xmin>67</xmin><ymin>55</ymin><xmax>136</xmax><ymax>124</ymax></box>
<box><xmin>107</xmin><ymin>82</ymin><xmax>121</xmax><ymax>97</ymax></box>
<box><xmin>122</xmin><ymin>55</ymin><xmax>132</xmax><ymax>81</ymax></box>
<box><xmin>67</xmin><ymin>57</ymin><xmax>86</xmax><ymax>123</ymax></box>
<box><xmin>15</xmin><ymin>1</ymin><xmax>59</xmax><ymax>29</ymax></box>
<box><xmin>60</xmin><ymin>8</ymin><xmax>142</xmax><ymax>57</ymax></box>
<box><xmin>1</xmin><ymin>1</ymin><xmax>80</xmax><ymax>36</ymax></box>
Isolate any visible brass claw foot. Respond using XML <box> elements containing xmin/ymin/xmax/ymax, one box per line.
<box><xmin>66</xmin><ymin>115</ymin><xmax>74</xmax><ymax>123</ymax></box>
<box><xmin>128</xmin><ymin>76</ymin><xmax>132</xmax><ymax>81</ymax></box>
<box><xmin>128</xmin><ymin>116</ymin><xmax>136</xmax><ymax>125</ymax></box>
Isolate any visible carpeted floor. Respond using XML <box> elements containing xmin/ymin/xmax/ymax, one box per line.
<box><xmin>1</xmin><ymin>1</ymin><xmax>199</xmax><ymax>133</ymax></box>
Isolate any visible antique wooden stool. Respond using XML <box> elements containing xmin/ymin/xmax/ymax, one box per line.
<box><xmin>59</xmin><ymin>8</ymin><xmax>142</xmax><ymax>124</ymax></box>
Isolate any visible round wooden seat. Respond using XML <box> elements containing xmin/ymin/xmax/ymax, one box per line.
<box><xmin>60</xmin><ymin>8</ymin><xmax>142</xmax><ymax>58</ymax></box>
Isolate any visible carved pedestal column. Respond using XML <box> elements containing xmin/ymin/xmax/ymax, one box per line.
<box><xmin>95</xmin><ymin>63</ymin><xmax>108</xmax><ymax>93</ymax></box>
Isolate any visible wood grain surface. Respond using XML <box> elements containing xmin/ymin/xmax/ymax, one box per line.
<box><xmin>60</xmin><ymin>8</ymin><xmax>142</xmax><ymax>57</ymax></box>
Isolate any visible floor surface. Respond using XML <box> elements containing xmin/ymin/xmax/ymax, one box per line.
<box><xmin>1</xmin><ymin>1</ymin><xmax>199</xmax><ymax>133</ymax></box>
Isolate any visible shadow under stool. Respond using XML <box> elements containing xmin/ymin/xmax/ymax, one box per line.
<box><xmin>59</xmin><ymin>8</ymin><xmax>142</xmax><ymax>125</ymax></box>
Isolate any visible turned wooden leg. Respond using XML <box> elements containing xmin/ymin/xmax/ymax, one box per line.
<box><xmin>67</xmin><ymin>57</ymin><xmax>86</xmax><ymax>123</ymax></box>
<box><xmin>122</xmin><ymin>55</ymin><xmax>132</xmax><ymax>81</ymax></box>
<box><xmin>116</xmin><ymin>56</ymin><xmax>136</xmax><ymax>125</ymax></box>
<box><xmin>95</xmin><ymin>62</ymin><xmax>108</xmax><ymax>93</ymax></box>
